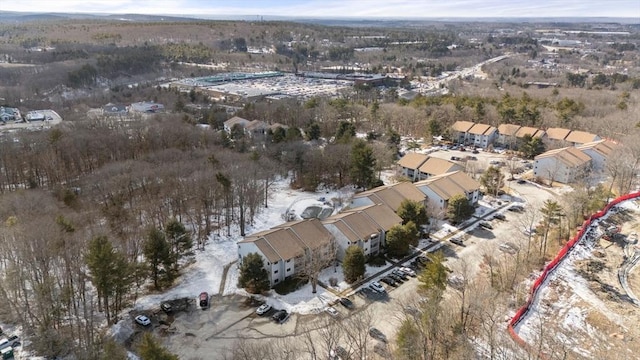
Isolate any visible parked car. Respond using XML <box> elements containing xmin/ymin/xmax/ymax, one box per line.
<box><xmin>508</xmin><ymin>205</ymin><xmax>524</xmax><ymax>212</ymax></box>
<box><xmin>523</xmin><ymin>227</ymin><xmax>536</xmax><ymax>236</ymax></box>
<box><xmin>6</xmin><ymin>335</ymin><xmax>19</xmax><ymax>348</ymax></box>
<box><xmin>325</xmin><ymin>307</ymin><xmax>339</xmax><ymax>317</ymax></box>
<box><xmin>368</xmin><ymin>327</ymin><xmax>388</xmax><ymax>342</ymax></box>
<box><xmin>388</xmin><ymin>273</ymin><xmax>404</xmax><ymax>283</ymax></box>
<box><xmin>479</xmin><ymin>221</ymin><xmax>493</xmax><ymax>230</ymax></box>
<box><xmin>450</xmin><ymin>237</ymin><xmax>465</xmax><ymax>246</ymax></box>
<box><xmin>272</xmin><ymin>310</ymin><xmax>289</xmax><ymax>323</ymax></box>
<box><xmin>338</xmin><ymin>297</ymin><xmax>355</xmax><ymax>309</ymax></box>
<box><xmin>472</xmin><ymin>149</ymin><xmax>480</xmax><ymax>154</ymax></box>
<box><xmin>369</xmin><ymin>281</ymin><xmax>386</xmax><ymax>293</ymax></box>
<box><xmin>199</xmin><ymin>292</ymin><xmax>209</xmax><ymax>309</ymax></box>
<box><xmin>493</xmin><ymin>213</ymin><xmax>506</xmax><ymax>221</ymax></box>
<box><xmin>392</xmin><ymin>269</ymin><xmax>409</xmax><ymax>280</ymax></box>
<box><xmin>517</xmin><ymin>179</ymin><xmax>527</xmax><ymax>184</ymax></box>
<box><xmin>499</xmin><ymin>242</ymin><xmax>518</xmax><ymax>254</ymax></box>
<box><xmin>380</xmin><ymin>276</ymin><xmax>397</xmax><ymax>287</ymax></box>
<box><xmin>399</xmin><ymin>266</ymin><xmax>417</xmax><ymax>277</ymax></box>
<box><xmin>135</xmin><ymin>315</ymin><xmax>151</xmax><ymax>326</ymax></box>
<box><xmin>330</xmin><ymin>346</ymin><xmax>350</xmax><ymax>360</ymax></box>
<box><xmin>161</xmin><ymin>302</ymin><xmax>172</xmax><ymax>314</ymax></box>
<box><xmin>256</xmin><ymin>303</ymin><xmax>272</xmax><ymax>315</ymax></box>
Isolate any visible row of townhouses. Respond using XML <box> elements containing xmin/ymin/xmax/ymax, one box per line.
<box><xmin>238</xmin><ymin>171</ymin><xmax>481</xmax><ymax>286</ymax></box>
<box><xmin>223</xmin><ymin>116</ymin><xmax>289</xmax><ymax>138</ymax></box>
<box><xmin>533</xmin><ymin>139</ymin><xmax>617</xmax><ymax>183</ymax></box>
<box><xmin>450</xmin><ymin>120</ymin><xmax>601</xmax><ymax>149</ymax></box>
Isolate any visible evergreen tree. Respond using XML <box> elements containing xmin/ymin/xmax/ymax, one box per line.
<box><xmin>397</xmin><ymin>199</ymin><xmax>428</xmax><ymax>226</ymax></box>
<box><xmin>271</xmin><ymin>126</ymin><xmax>286</xmax><ymax>143</ymax></box>
<box><xmin>343</xmin><ymin>246</ymin><xmax>366</xmax><ymax>283</ymax></box>
<box><xmin>165</xmin><ymin>219</ymin><xmax>193</xmax><ymax>272</ymax></box>
<box><xmin>335</xmin><ymin>121</ymin><xmax>356</xmax><ymax>143</ymax></box>
<box><xmin>86</xmin><ymin>236</ymin><xmax>119</xmax><ymax>323</ymax></box>
<box><xmin>519</xmin><ymin>134</ymin><xmax>545</xmax><ymax>159</ymax></box>
<box><xmin>306</xmin><ymin>122</ymin><xmax>321</xmax><ymax>141</ymax></box>
<box><xmin>418</xmin><ymin>251</ymin><xmax>448</xmax><ymax>299</ymax></box>
<box><xmin>350</xmin><ymin>139</ymin><xmax>377</xmax><ymax>189</ymax></box>
<box><xmin>137</xmin><ymin>333</ymin><xmax>179</xmax><ymax>360</ymax></box>
<box><xmin>480</xmin><ymin>166</ymin><xmax>505</xmax><ymax>196</ymax></box>
<box><xmin>238</xmin><ymin>253</ymin><xmax>271</xmax><ymax>294</ymax></box>
<box><xmin>446</xmin><ymin>194</ymin><xmax>474</xmax><ymax>224</ymax></box>
<box><xmin>385</xmin><ymin>224</ymin><xmax>412</xmax><ymax>258</ymax></box>
<box><xmin>143</xmin><ymin>228</ymin><xmax>172</xmax><ymax>290</ymax></box>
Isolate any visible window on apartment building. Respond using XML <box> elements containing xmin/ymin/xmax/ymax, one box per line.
<box><xmin>275</xmin><ymin>279</ymin><xmax>279</xmax><ymax>283</ymax></box>
<box><xmin>286</xmin><ymin>259</ymin><xmax>291</xmax><ymax>263</ymax></box>
<box><xmin>274</xmin><ymin>270</ymin><xmax>278</xmax><ymax>274</ymax></box>
<box><xmin>287</xmin><ymin>268</ymin><xmax>291</xmax><ymax>272</ymax></box>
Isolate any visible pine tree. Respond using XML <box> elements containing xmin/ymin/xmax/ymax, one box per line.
<box><xmin>350</xmin><ymin>139</ymin><xmax>377</xmax><ymax>189</ymax></box>
<box><xmin>480</xmin><ymin>166</ymin><xmax>505</xmax><ymax>196</ymax></box>
<box><xmin>385</xmin><ymin>224</ymin><xmax>411</xmax><ymax>258</ymax></box>
<box><xmin>143</xmin><ymin>228</ymin><xmax>172</xmax><ymax>290</ymax></box>
<box><xmin>397</xmin><ymin>199</ymin><xmax>428</xmax><ymax>226</ymax></box>
<box><xmin>418</xmin><ymin>251</ymin><xmax>448</xmax><ymax>299</ymax></box>
<box><xmin>446</xmin><ymin>194</ymin><xmax>475</xmax><ymax>225</ymax></box>
<box><xmin>238</xmin><ymin>253</ymin><xmax>270</xmax><ymax>294</ymax></box>
<box><xmin>165</xmin><ymin>219</ymin><xmax>193</xmax><ymax>272</ymax></box>
<box><xmin>343</xmin><ymin>246</ymin><xmax>366</xmax><ymax>283</ymax></box>
<box><xmin>137</xmin><ymin>333</ymin><xmax>179</xmax><ymax>360</ymax></box>
<box><xmin>86</xmin><ymin>235</ymin><xmax>133</xmax><ymax>323</ymax></box>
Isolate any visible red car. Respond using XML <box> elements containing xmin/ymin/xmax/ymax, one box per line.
<box><xmin>199</xmin><ymin>292</ymin><xmax>209</xmax><ymax>309</ymax></box>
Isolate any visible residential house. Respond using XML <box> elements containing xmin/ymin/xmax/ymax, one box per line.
<box><xmin>102</xmin><ymin>103</ymin><xmax>128</xmax><ymax>117</ymax></box>
<box><xmin>515</xmin><ymin>126</ymin><xmax>545</xmax><ymax>141</ymax></box>
<box><xmin>577</xmin><ymin>139</ymin><xmax>618</xmax><ymax>171</ymax></box>
<box><xmin>322</xmin><ymin>204</ymin><xmax>402</xmax><ymax>260</ymax></box>
<box><xmin>244</xmin><ymin>120</ymin><xmax>268</xmax><ymax>138</ymax></box>
<box><xmin>414</xmin><ymin>171</ymin><xmax>481</xmax><ymax>214</ymax></box>
<box><xmin>269</xmin><ymin>122</ymin><xmax>289</xmax><ymax>131</ymax></box>
<box><xmin>417</xmin><ymin>157</ymin><xmax>464</xmax><ymax>180</ymax></box>
<box><xmin>130</xmin><ymin>101</ymin><xmax>165</xmax><ymax>113</ymax></box>
<box><xmin>238</xmin><ymin>219</ymin><xmax>335</xmax><ymax>287</ymax></box>
<box><xmin>497</xmin><ymin>124</ymin><xmax>521</xmax><ymax>149</ymax></box>
<box><xmin>350</xmin><ymin>182</ymin><xmax>427</xmax><ymax>211</ymax></box>
<box><xmin>534</xmin><ymin>147</ymin><xmax>592</xmax><ymax>184</ymax></box>
<box><xmin>396</xmin><ymin>153</ymin><xmax>429</xmax><ymax>181</ymax></box>
<box><xmin>451</xmin><ymin>121</ymin><xmax>475</xmax><ymax>144</ymax></box>
<box><xmin>223</xmin><ymin>116</ymin><xmax>251</xmax><ymax>134</ymax></box>
<box><xmin>564</xmin><ymin>130</ymin><xmax>601</xmax><ymax>146</ymax></box>
<box><xmin>0</xmin><ymin>106</ymin><xmax>22</xmax><ymax>123</ymax></box>
<box><xmin>544</xmin><ymin>127</ymin><xmax>572</xmax><ymax>145</ymax></box>
<box><xmin>467</xmin><ymin>123</ymin><xmax>498</xmax><ymax>148</ymax></box>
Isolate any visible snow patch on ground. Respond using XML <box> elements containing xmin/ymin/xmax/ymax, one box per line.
<box><xmin>132</xmin><ymin>177</ymin><xmax>354</xmax><ymax>313</ymax></box>
<box><xmin>514</xmin><ymin>197</ymin><xmax>640</xmax><ymax>355</ymax></box>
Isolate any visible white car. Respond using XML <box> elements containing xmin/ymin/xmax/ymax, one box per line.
<box><xmin>256</xmin><ymin>304</ymin><xmax>272</xmax><ymax>315</ymax></box>
<box><xmin>369</xmin><ymin>281</ymin><xmax>386</xmax><ymax>293</ymax></box>
<box><xmin>325</xmin><ymin>307</ymin><xmax>339</xmax><ymax>317</ymax></box>
<box><xmin>399</xmin><ymin>267</ymin><xmax>416</xmax><ymax>277</ymax></box>
<box><xmin>135</xmin><ymin>315</ymin><xmax>151</xmax><ymax>326</ymax></box>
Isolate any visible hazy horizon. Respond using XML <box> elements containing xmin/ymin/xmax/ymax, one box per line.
<box><xmin>1</xmin><ymin>0</ymin><xmax>638</xmax><ymax>19</ymax></box>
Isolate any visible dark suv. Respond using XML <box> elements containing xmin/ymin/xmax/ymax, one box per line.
<box><xmin>272</xmin><ymin>310</ymin><xmax>289</xmax><ymax>323</ymax></box>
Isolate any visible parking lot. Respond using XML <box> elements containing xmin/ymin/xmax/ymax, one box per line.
<box><xmin>152</xmin><ymin>156</ymin><xmax>557</xmax><ymax>358</ymax></box>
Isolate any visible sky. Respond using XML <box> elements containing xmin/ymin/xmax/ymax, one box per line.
<box><xmin>0</xmin><ymin>0</ymin><xmax>638</xmax><ymax>19</ymax></box>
